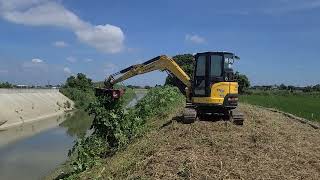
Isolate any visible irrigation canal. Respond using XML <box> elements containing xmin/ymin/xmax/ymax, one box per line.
<box><xmin>0</xmin><ymin>91</ymin><xmax>146</xmax><ymax>180</ymax></box>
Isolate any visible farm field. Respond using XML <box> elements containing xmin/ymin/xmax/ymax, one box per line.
<box><xmin>240</xmin><ymin>92</ymin><xmax>320</xmax><ymax>122</ymax></box>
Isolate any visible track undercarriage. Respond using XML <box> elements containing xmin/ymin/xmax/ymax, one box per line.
<box><xmin>182</xmin><ymin>103</ymin><xmax>244</xmax><ymax>125</ymax></box>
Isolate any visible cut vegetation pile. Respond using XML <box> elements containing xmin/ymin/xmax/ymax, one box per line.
<box><xmin>77</xmin><ymin>104</ymin><xmax>320</xmax><ymax>179</ymax></box>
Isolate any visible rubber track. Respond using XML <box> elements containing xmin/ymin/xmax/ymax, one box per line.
<box><xmin>231</xmin><ymin>108</ymin><xmax>244</xmax><ymax>125</ymax></box>
<box><xmin>182</xmin><ymin>105</ymin><xmax>197</xmax><ymax>123</ymax></box>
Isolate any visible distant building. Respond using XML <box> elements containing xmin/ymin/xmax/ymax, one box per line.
<box><xmin>16</xmin><ymin>85</ymin><xmax>29</xmax><ymax>88</ymax></box>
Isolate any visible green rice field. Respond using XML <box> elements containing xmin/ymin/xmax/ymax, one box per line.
<box><xmin>241</xmin><ymin>93</ymin><xmax>320</xmax><ymax>122</ymax></box>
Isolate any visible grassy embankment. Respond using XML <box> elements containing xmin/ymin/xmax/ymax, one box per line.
<box><xmin>65</xmin><ymin>99</ymin><xmax>320</xmax><ymax>179</ymax></box>
<box><xmin>241</xmin><ymin>90</ymin><xmax>320</xmax><ymax>122</ymax></box>
<box><xmin>49</xmin><ymin>86</ymin><xmax>184</xmax><ymax>179</ymax></box>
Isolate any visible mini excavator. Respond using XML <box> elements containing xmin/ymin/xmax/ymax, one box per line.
<box><xmin>96</xmin><ymin>52</ymin><xmax>244</xmax><ymax>125</ymax></box>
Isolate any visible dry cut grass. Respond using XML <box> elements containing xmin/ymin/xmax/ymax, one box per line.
<box><xmin>79</xmin><ymin>104</ymin><xmax>320</xmax><ymax>180</ymax></box>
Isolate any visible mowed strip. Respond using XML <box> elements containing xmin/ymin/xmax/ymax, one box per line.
<box><xmin>80</xmin><ymin>104</ymin><xmax>320</xmax><ymax>179</ymax></box>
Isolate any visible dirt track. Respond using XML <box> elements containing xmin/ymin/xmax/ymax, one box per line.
<box><xmin>82</xmin><ymin>104</ymin><xmax>320</xmax><ymax>179</ymax></box>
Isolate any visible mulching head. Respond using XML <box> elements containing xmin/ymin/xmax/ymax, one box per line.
<box><xmin>95</xmin><ymin>88</ymin><xmax>126</xmax><ymax>100</ymax></box>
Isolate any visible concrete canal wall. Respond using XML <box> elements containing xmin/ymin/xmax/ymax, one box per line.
<box><xmin>0</xmin><ymin>89</ymin><xmax>74</xmax><ymax>129</ymax></box>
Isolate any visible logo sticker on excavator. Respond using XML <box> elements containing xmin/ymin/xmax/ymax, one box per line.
<box><xmin>217</xmin><ymin>89</ymin><xmax>225</xmax><ymax>97</ymax></box>
<box><xmin>217</xmin><ymin>89</ymin><xmax>225</xmax><ymax>93</ymax></box>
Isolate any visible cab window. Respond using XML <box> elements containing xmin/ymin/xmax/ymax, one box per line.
<box><xmin>210</xmin><ymin>55</ymin><xmax>223</xmax><ymax>77</ymax></box>
<box><xmin>195</xmin><ymin>56</ymin><xmax>206</xmax><ymax>76</ymax></box>
<box><xmin>194</xmin><ymin>55</ymin><xmax>206</xmax><ymax>96</ymax></box>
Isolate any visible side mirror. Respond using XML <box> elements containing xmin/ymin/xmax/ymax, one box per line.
<box><xmin>234</xmin><ymin>55</ymin><xmax>240</xmax><ymax>60</ymax></box>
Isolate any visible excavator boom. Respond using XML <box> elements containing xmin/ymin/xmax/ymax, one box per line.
<box><xmin>102</xmin><ymin>55</ymin><xmax>192</xmax><ymax>99</ymax></box>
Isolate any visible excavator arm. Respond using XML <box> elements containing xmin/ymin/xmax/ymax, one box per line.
<box><xmin>103</xmin><ymin>55</ymin><xmax>192</xmax><ymax>99</ymax></box>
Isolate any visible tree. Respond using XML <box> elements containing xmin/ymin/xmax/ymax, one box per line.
<box><xmin>0</xmin><ymin>81</ymin><xmax>13</xmax><ymax>88</ymax></box>
<box><xmin>61</xmin><ymin>73</ymin><xmax>95</xmax><ymax>108</ymax></box>
<box><xmin>312</xmin><ymin>84</ymin><xmax>320</xmax><ymax>91</ymax></box>
<box><xmin>235</xmin><ymin>72</ymin><xmax>250</xmax><ymax>94</ymax></box>
<box><xmin>303</xmin><ymin>86</ymin><xmax>312</xmax><ymax>92</ymax></box>
<box><xmin>288</xmin><ymin>85</ymin><xmax>295</xmax><ymax>91</ymax></box>
<box><xmin>64</xmin><ymin>73</ymin><xmax>93</xmax><ymax>91</ymax></box>
<box><xmin>144</xmin><ymin>85</ymin><xmax>151</xmax><ymax>89</ymax></box>
<box><xmin>279</xmin><ymin>84</ymin><xmax>287</xmax><ymax>90</ymax></box>
<box><xmin>165</xmin><ymin>54</ymin><xmax>194</xmax><ymax>86</ymax></box>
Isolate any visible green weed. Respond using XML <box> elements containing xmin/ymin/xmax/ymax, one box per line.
<box><xmin>61</xmin><ymin>86</ymin><xmax>184</xmax><ymax>179</ymax></box>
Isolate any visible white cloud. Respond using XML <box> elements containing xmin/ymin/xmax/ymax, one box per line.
<box><xmin>0</xmin><ymin>0</ymin><xmax>47</xmax><ymax>11</ymax></box>
<box><xmin>53</xmin><ymin>41</ymin><xmax>68</xmax><ymax>48</ymax></box>
<box><xmin>22</xmin><ymin>60</ymin><xmax>47</xmax><ymax>70</ymax></box>
<box><xmin>63</xmin><ymin>67</ymin><xmax>71</xmax><ymax>74</ymax></box>
<box><xmin>31</xmin><ymin>58</ymin><xmax>43</xmax><ymax>63</ymax></box>
<box><xmin>66</xmin><ymin>56</ymin><xmax>77</xmax><ymax>63</ymax></box>
<box><xmin>0</xmin><ymin>0</ymin><xmax>125</xmax><ymax>53</ymax></box>
<box><xmin>76</xmin><ymin>24</ymin><xmax>124</xmax><ymax>53</ymax></box>
<box><xmin>185</xmin><ymin>34</ymin><xmax>206</xmax><ymax>44</ymax></box>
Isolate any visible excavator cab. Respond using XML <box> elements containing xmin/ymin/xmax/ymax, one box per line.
<box><xmin>191</xmin><ymin>52</ymin><xmax>243</xmax><ymax>124</ymax></box>
<box><xmin>193</xmin><ymin>52</ymin><xmax>238</xmax><ymax>97</ymax></box>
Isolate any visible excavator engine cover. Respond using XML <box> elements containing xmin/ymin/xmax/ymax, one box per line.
<box><xmin>95</xmin><ymin>88</ymin><xmax>125</xmax><ymax>100</ymax></box>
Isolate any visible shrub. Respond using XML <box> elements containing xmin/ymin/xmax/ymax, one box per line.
<box><xmin>235</xmin><ymin>72</ymin><xmax>250</xmax><ymax>94</ymax></box>
<box><xmin>60</xmin><ymin>88</ymin><xmax>95</xmax><ymax>108</ymax></box>
<box><xmin>60</xmin><ymin>73</ymin><xmax>96</xmax><ymax>109</ymax></box>
<box><xmin>64</xmin><ymin>86</ymin><xmax>184</xmax><ymax>178</ymax></box>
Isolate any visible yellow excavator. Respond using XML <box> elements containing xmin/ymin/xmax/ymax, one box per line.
<box><xmin>97</xmin><ymin>51</ymin><xmax>244</xmax><ymax>125</ymax></box>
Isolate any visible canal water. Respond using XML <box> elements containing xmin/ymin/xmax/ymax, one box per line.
<box><xmin>0</xmin><ymin>91</ymin><xmax>146</xmax><ymax>180</ymax></box>
<box><xmin>0</xmin><ymin>111</ymin><xmax>92</xmax><ymax>180</ymax></box>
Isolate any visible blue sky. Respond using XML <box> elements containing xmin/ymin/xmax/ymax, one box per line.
<box><xmin>0</xmin><ymin>0</ymin><xmax>319</xmax><ymax>86</ymax></box>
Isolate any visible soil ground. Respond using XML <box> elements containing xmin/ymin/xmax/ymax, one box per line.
<box><xmin>79</xmin><ymin>104</ymin><xmax>320</xmax><ymax>179</ymax></box>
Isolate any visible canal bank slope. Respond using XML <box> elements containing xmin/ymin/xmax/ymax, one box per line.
<box><xmin>0</xmin><ymin>89</ymin><xmax>73</xmax><ymax>129</ymax></box>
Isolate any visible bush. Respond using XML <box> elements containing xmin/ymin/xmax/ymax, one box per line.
<box><xmin>235</xmin><ymin>72</ymin><xmax>250</xmax><ymax>94</ymax></box>
<box><xmin>86</xmin><ymin>86</ymin><xmax>184</xmax><ymax>151</ymax></box>
<box><xmin>60</xmin><ymin>88</ymin><xmax>95</xmax><ymax>108</ymax></box>
<box><xmin>60</xmin><ymin>73</ymin><xmax>96</xmax><ymax>109</ymax></box>
<box><xmin>64</xmin><ymin>86</ymin><xmax>184</xmax><ymax>178</ymax></box>
<box><xmin>68</xmin><ymin>135</ymin><xmax>110</xmax><ymax>173</ymax></box>
<box><xmin>135</xmin><ymin>86</ymin><xmax>184</xmax><ymax>119</ymax></box>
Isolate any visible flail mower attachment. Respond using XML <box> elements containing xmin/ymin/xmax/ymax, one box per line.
<box><xmin>95</xmin><ymin>88</ymin><xmax>125</xmax><ymax>100</ymax></box>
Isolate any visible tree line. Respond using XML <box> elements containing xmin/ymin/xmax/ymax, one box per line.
<box><xmin>252</xmin><ymin>84</ymin><xmax>320</xmax><ymax>92</ymax></box>
<box><xmin>0</xmin><ymin>82</ymin><xmax>13</xmax><ymax>88</ymax></box>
